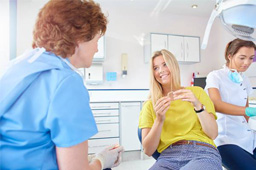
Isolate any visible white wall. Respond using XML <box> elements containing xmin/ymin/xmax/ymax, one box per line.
<box><xmin>10</xmin><ymin>1</ymin><xmax>255</xmax><ymax>89</ymax></box>
<box><xmin>0</xmin><ymin>0</ymin><xmax>10</xmax><ymax>76</ymax></box>
<box><xmin>87</xmin><ymin>4</ymin><xmax>235</xmax><ymax>89</ymax></box>
<box><xmin>16</xmin><ymin>0</ymin><xmax>48</xmax><ymax>55</ymax></box>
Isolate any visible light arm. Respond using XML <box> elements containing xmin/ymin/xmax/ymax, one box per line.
<box><xmin>56</xmin><ymin>141</ymin><xmax>102</xmax><ymax>170</ymax></box>
<box><xmin>208</xmin><ymin>88</ymin><xmax>246</xmax><ymax>116</ymax></box>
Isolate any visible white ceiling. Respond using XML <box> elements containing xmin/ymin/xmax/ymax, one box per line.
<box><xmin>95</xmin><ymin>0</ymin><xmax>216</xmax><ymax>18</ymax></box>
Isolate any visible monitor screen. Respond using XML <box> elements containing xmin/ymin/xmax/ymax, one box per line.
<box><xmin>194</xmin><ymin>77</ymin><xmax>206</xmax><ymax>89</ymax></box>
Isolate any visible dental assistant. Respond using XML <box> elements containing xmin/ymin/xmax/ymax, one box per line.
<box><xmin>0</xmin><ymin>0</ymin><xmax>123</xmax><ymax>170</ymax></box>
<box><xmin>205</xmin><ymin>38</ymin><xmax>256</xmax><ymax>170</ymax></box>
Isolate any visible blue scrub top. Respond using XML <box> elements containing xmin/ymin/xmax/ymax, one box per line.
<box><xmin>0</xmin><ymin>50</ymin><xmax>98</xmax><ymax>169</ymax></box>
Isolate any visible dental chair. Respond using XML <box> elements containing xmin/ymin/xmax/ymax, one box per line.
<box><xmin>137</xmin><ymin>128</ymin><xmax>160</xmax><ymax>160</ymax></box>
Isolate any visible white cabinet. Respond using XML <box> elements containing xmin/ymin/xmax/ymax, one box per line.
<box><xmin>145</xmin><ymin>33</ymin><xmax>200</xmax><ymax>63</ymax></box>
<box><xmin>88</xmin><ymin>89</ymin><xmax>149</xmax><ymax>153</ymax></box>
<box><xmin>91</xmin><ymin>124</ymin><xmax>119</xmax><ymax>139</ymax></box>
<box><xmin>88</xmin><ymin>102</ymin><xmax>120</xmax><ymax>154</ymax></box>
<box><xmin>184</xmin><ymin>36</ymin><xmax>200</xmax><ymax>62</ymax></box>
<box><xmin>120</xmin><ymin>102</ymin><xmax>141</xmax><ymax>151</ymax></box>
<box><xmin>151</xmin><ymin>34</ymin><xmax>168</xmax><ymax>55</ymax></box>
<box><xmin>168</xmin><ymin>35</ymin><xmax>184</xmax><ymax>62</ymax></box>
<box><xmin>168</xmin><ymin>35</ymin><xmax>200</xmax><ymax>62</ymax></box>
<box><xmin>93</xmin><ymin>36</ymin><xmax>105</xmax><ymax>61</ymax></box>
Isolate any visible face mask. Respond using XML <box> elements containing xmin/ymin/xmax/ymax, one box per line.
<box><xmin>228</xmin><ymin>69</ymin><xmax>243</xmax><ymax>84</ymax></box>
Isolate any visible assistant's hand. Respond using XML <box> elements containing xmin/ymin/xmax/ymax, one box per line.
<box><xmin>94</xmin><ymin>144</ymin><xmax>124</xmax><ymax>169</ymax></box>
<box><xmin>245</xmin><ymin>107</ymin><xmax>256</xmax><ymax>117</ymax></box>
<box><xmin>154</xmin><ymin>96</ymin><xmax>171</xmax><ymax>122</ymax></box>
<box><xmin>173</xmin><ymin>89</ymin><xmax>202</xmax><ymax>109</ymax></box>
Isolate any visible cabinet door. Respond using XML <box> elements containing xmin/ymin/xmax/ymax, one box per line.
<box><xmin>168</xmin><ymin>35</ymin><xmax>184</xmax><ymax>62</ymax></box>
<box><xmin>120</xmin><ymin>102</ymin><xmax>141</xmax><ymax>151</ymax></box>
<box><xmin>151</xmin><ymin>34</ymin><xmax>168</xmax><ymax>55</ymax></box>
<box><xmin>93</xmin><ymin>36</ymin><xmax>105</xmax><ymax>61</ymax></box>
<box><xmin>184</xmin><ymin>37</ymin><xmax>200</xmax><ymax>62</ymax></box>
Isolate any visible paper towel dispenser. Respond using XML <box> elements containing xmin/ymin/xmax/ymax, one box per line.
<box><xmin>85</xmin><ymin>63</ymin><xmax>103</xmax><ymax>85</ymax></box>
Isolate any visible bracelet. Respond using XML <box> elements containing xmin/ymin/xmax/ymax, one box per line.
<box><xmin>194</xmin><ymin>105</ymin><xmax>205</xmax><ymax>113</ymax></box>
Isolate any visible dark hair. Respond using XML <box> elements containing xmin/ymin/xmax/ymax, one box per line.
<box><xmin>32</xmin><ymin>0</ymin><xmax>107</xmax><ymax>58</ymax></box>
<box><xmin>225</xmin><ymin>38</ymin><xmax>256</xmax><ymax>64</ymax></box>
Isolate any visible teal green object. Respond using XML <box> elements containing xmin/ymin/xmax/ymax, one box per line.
<box><xmin>245</xmin><ymin>107</ymin><xmax>256</xmax><ymax>117</ymax></box>
<box><xmin>228</xmin><ymin>69</ymin><xmax>243</xmax><ymax>84</ymax></box>
<box><xmin>106</xmin><ymin>72</ymin><xmax>117</xmax><ymax>81</ymax></box>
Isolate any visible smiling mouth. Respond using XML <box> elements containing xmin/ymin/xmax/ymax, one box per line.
<box><xmin>160</xmin><ymin>74</ymin><xmax>169</xmax><ymax>79</ymax></box>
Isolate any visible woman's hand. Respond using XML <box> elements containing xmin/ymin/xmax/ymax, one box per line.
<box><xmin>94</xmin><ymin>144</ymin><xmax>124</xmax><ymax>169</ymax></box>
<box><xmin>173</xmin><ymin>89</ymin><xmax>202</xmax><ymax>110</ymax></box>
<box><xmin>154</xmin><ymin>96</ymin><xmax>171</xmax><ymax>122</ymax></box>
<box><xmin>245</xmin><ymin>107</ymin><xmax>256</xmax><ymax>117</ymax></box>
<box><xmin>173</xmin><ymin>89</ymin><xmax>218</xmax><ymax>139</ymax></box>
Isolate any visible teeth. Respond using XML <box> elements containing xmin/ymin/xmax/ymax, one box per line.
<box><xmin>161</xmin><ymin>75</ymin><xmax>167</xmax><ymax>79</ymax></box>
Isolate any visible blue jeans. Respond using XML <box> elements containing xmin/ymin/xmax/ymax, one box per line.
<box><xmin>218</xmin><ymin>144</ymin><xmax>256</xmax><ymax>170</ymax></box>
<box><xmin>149</xmin><ymin>141</ymin><xmax>222</xmax><ymax>170</ymax></box>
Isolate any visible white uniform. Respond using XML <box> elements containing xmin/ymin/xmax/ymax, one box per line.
<box><xmin>205</xmin><ymin>65</ymin><xmax>256</xmax><ymax>154</ymax></box>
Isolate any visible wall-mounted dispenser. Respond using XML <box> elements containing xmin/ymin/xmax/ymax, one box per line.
<box><xmin>85</xmin><ymin>63</ymin><xmax>103</xmax><ymax>85</ymax></box>
<box><xmin>121</xmin><ymin>53</ymin><xmax>128</xmax><ymax>78</ymax></box>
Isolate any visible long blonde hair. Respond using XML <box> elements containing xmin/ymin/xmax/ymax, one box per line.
<box><xmin>148</xmin><ymin>49</ymin><xmax>181</xmax><ymax>105</ymax></box>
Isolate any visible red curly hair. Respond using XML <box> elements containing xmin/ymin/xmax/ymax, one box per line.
<box><xmin>32</xmin><ymin>0</ymin><xmax>107</xmax><ymax>58</ymax></box>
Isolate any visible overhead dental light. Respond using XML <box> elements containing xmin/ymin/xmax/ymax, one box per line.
<box><xmin>201</xmin><ymin>0</ymin><xmax>256</xmax><ymax>49</ymax></box>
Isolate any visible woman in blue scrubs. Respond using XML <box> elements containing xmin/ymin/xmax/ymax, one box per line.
<box><xmin>0</xmin><ymin>0</ymin><xmax>123</xmax><ymax>169</ymax></box>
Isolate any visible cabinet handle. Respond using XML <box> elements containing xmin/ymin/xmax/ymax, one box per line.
<box><xmin>98</xmin><ymin>130</ymin><xmax>112</xmax><ymax>133</ymax></box>
<box><xmin>91</xmin><ymin>106</ymin><xmax>112</xmax><ymax>109</ymax></box>
<box><xmin>89</xmin><ymin>144</ymin><xmax>108</xmax><ymax>148</ymax></box>
<box><xmin>96</xmin><ymin>119</ymin><xmax>113</xmax><ymax>123</ymax></box>
<box><xmin>121</xmin><ymin>105</ymin><xmax>140</xmax><ymax>107</ymax></box>
<box><xmin>94</xmin><ymin>112</ymin><xmax>112</xmax><ymax>116</ymax></box>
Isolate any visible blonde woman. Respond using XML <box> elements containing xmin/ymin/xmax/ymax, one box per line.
<box><xmin>139</xmin><ymin>49</ymin><xmax>222</xmax><ymax>170</ymax></box>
